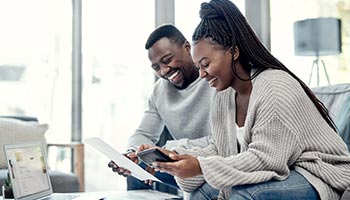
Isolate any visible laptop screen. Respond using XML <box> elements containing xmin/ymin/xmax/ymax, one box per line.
<box><xmin>4</xmin><ymin>142</ymin><xmax>52</xmax><ymax>199</ymax></box>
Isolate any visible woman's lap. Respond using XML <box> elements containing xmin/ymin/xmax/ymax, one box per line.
<box><xmin>190</xmin><ymin>170</ymin><xmax>319</xmax><ymax>200</ymax></box>
<box><xmin>230</xmin><ymin>170</ymin><xmax>319</xmax><ymax>199</ymax></box>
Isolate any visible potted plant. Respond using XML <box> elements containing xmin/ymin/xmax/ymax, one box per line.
<box><xmin>2</xmin><ymin>172</ymin><xmax>14</xmax><ymax>199</ymax></box>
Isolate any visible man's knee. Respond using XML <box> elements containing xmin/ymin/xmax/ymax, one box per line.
<box><xmin>126</xmin><ymin>176</ymin><xmax>152</xmax><ymax>190</ymax></box>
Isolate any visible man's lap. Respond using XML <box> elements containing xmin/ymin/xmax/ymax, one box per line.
<box><xmin>127</xmin><ymin>162</ymin><xmax>179</xmax><ymax>190</ymax></box>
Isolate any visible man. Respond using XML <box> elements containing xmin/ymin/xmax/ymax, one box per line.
<box><xmin>108</xmin><ymin>24</ymin><xmax>215</xmax><ymax>191</ymax></box>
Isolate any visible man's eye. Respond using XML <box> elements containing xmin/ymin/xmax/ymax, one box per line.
<box><xmin>152</xmin><ymin>65</ymin><xmax>160</xmax><ymax>71</ymax></box>
<box><xmin>203</xmin><ymin>63</ymin><xmax>209</xmax><ymax>68</ymax></box>
<box><xmin>163</xmin><ymin>59</ymin><xmax>171</xmax><ymax>65</ymax></box>
<box><xmin>154</xmin><ymin>68</ymin><xmax>160</xmax><ymax>72</ymax></box>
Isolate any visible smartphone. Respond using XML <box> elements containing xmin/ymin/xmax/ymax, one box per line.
<box><xmin>137</xmin><ymin>148</ymin><xmax>174</xmax><ymax>167</ymax></box>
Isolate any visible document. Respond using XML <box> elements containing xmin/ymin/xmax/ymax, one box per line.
<box><xmin>84</xmin><ymin>137</ymin><xmax>161</xmax><ymax>182</ymax></box>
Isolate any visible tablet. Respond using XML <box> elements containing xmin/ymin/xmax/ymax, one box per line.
<box><xmin>137</xmin><ymin>148</ymin><xmax>175</xmax><ymax>166</ymax></box>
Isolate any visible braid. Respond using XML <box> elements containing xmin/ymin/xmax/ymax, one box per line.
<box><xmin>193</xmin><ymin>0</ymin><xmax>337</xmax><ymax>132</ymax></box>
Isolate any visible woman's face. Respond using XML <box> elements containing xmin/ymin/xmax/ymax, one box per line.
<box><xmin>193</xmin><ymin>39</ymin><xmax>234</xmax><ymax>91</ymax></box>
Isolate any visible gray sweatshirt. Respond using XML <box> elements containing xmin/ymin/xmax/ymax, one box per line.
<box><xmin>127</xmin><ymin>76</ymin><xmax>216</xmax><ymax>150</ymax></box>
<box><xmin>174</xmin><ymin>69</ymin><xmax>350</xmax><ymax>200</ymax></box>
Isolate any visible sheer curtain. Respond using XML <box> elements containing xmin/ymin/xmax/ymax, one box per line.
<box><xmin>82</xmin><ymin>0</ymin><xmax>155</xmax><ymax>191</ymax></box>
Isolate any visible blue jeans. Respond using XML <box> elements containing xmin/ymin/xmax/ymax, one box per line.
<box><xmin>127</xmin><ymin>162</ymin><xmax>179</xmax><ymax>190</ymax></box>
<box><xmin>191</xmin><ymin>170</ymin><xmax>319</xmax><ymax>200</ymax></box>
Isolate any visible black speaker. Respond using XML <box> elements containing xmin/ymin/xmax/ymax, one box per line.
<box><xmin>294</xmin><ymin>18</ymin><xmax>341</xmax><ymax>56</ymax></box>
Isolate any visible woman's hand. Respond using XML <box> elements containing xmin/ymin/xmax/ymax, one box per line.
<box><xmin>153</xmin><ymin>153</ymin><xmax>202</xmax><ymax>179</ymax></box>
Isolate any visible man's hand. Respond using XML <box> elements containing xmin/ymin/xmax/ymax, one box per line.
<box><xmin>136</xmin><ymin>144</ymin><xmax>181</xmax><ymax>185</ymax></box>
<box><xmin>135</xmin><ymin>144</ymin><xmax>158</xmax><ymax>185</ymax></box>
<box><xmin>143</xmin><ymin>166</ymin><xmax>156</xmax><ymax>186</ymax></box>
<box><xmin>136</xmin><ymin>144</ymin><xmax>156</xmax><ymax>154</ymax></box>
<box><xmin>136</xmin><ymin>144</ymin><xmax>175</xmax><ymax>158</ymax></box>
<box><xmin>107</xmin><ymin>150</ymin><xmax>137</xmax><ymax>177</ymax></box>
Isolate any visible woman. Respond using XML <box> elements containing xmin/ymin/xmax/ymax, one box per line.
<box><xmin>138</xmin><ymin>0</ymin><xmax>350</xmax><ymax>199</ymax></box>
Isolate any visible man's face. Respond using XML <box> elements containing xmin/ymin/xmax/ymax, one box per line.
<box><xmin>148</xmin><ymin>37</ymin><xmax>198</xmax><ymax>89</ymax></box>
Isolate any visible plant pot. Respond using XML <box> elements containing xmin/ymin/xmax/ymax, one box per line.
<box><xmin>2</xmin><ymin>185</ymin><xmax>14</xmax><ymax>199</ymax></box>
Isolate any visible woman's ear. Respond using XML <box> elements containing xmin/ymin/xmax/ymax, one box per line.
<box><xmin>230</xmin><ymin>46</ymin><xmax>240</xmax><ymax>61</ymax></box>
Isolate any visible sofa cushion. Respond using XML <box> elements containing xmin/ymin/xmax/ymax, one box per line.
<box><xmin>0</xmin><ymin>169</ymin><xmax>80</xmax><ymax>195</ymax></box>
<box><xmin>312</xmin><ymin>84</ymin><xmax>350</xmax><ymax>150</ymax></box>
<box><xmin>48</xmin><ymin>170</ymin><xmax>80</xmax><ymax>193</ymax></box>
<box><xmin>336</xmin><ymin>97</ymin><xmax>350</xmax><ymax>149</ymax></box>
<box><xmin>0</xmin><ymin>117</ymin><xmax>48</xmax><ymax>168</ymax></box>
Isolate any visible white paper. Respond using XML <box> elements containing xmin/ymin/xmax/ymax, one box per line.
<box><xmin>110</xmin><ymin>190</ymin><xmax>181</xmax><ymax>199</ymax></box>
<box><xmin>84</xmin><ymin>137</ymin><xmax>161</xmax><ymax>182</ymax></box>
<box><xmin>71</xmin><ymin>190</ymin><xmax>180</xmax><ymax>200</ymax></box>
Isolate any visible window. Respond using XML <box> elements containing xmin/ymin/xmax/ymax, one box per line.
<box><xmin>270</xmin><ymin>0</ymin><xmax>350</xmax><ymax>87</ymax></box>
<box><xmin>0</xmin><ymin>0</ymin><xmax>72</xmax><ymax>141</ymax></box>
<box><xmin>0</xmin><ymin>0</ymin><xmax>156</xmax><ymax>192</ymax></box>
<box><xmin>82</xmin><ymin>0</ymin><xmax>155</xmax><ymax>191</ymax></box>
<box><xmin>175</xmin><ymin>0</ymin><xmax>245</xmax><ymax>42</ymax></box>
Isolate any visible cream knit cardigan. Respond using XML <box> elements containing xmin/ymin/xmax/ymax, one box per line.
<box><xmin>174</xmin><ymin>69</ymin><xmax>350</xmax><ymax>200</ymax></box>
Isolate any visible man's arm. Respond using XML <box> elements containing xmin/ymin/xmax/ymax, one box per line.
<box><xmin>127</xmin><ymin>93</ymin><xmax>165</xmax><ymax>151</ymax></box>
<box><xmin>164</xmin><ymin>135</ymin><xmax>213</xmax><ymax>150</ymax></box>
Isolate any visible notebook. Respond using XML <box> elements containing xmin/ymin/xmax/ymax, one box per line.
<box><xmin>3</xmin><ymin>142</ymin><xmax>83</xmax><ymax>200</ymax></box>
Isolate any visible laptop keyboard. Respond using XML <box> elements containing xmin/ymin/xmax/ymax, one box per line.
<box><xmin>41</xmin><ymin>194</ymin><xmax>79</xmax><ymax>200</ymax></box>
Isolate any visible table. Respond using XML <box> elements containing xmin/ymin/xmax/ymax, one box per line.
<box><xmin>89</xmin><ymin>190</ymin><xmax>181</xmax><ymax>200</ymax></box>
<box><xmin>1</xmin><ymin>190</ymin><xmax>182</xmax><ymax>200</ymax></box>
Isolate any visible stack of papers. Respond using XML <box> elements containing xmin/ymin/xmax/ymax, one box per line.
<box><xmin>84</xmin><ymin>137</ymin><xmax>161</xmax><ymax>182</ymax></box>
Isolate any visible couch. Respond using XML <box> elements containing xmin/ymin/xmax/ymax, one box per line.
<box><xmin>312</xmin><ymin>83</ymin><xmax>350</xmax><ymax>150</ymax></box>
<box><xmin>312</xmin><ymin>83</ymin><xmax>350</xmax><ymax>200</ymax></box>
<box><xmin>0</xmin><ymin>116</ymin><xmax>85</xmax><ymax>195</ymax></box>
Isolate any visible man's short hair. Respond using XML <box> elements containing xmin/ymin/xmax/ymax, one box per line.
<box><xmin>145</xmin><ymin>24</ymin><xmax>187</xmax><ymax>50</ymax></box>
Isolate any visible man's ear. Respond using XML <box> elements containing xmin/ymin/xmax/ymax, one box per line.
<box><xmin>230</xmin><ymin>46</ymin><xmax>240</xmax><ymax>61</ymax></box>
<box><xmin>184</xmin><ymin>41</ymin><xmax>191</xmax><ymax>53</ymax></box>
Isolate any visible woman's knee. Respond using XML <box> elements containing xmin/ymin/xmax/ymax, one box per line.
<box><xmin>190</xmin><ymin>183</ymin><xmax>220</xmax><ymax>200</ymax></box>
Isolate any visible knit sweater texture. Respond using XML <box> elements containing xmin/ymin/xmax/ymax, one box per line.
<box><xmin>174</xmin><ymin>69</ymin><xmax>350</xmax><ymax>200</ymax></box>
<box><xmin>128</xmin><ymin>76</ymin><xmax>216</xmax><ymax>150</ymax></box>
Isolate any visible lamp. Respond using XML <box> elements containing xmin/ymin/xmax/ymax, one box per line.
<box><xmin>294</xmin><ymin>17</ymin><xmax>342</xmax><ymax>86</ymax></box>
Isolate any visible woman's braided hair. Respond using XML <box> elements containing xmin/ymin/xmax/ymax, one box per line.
<box><xmin>193</xmin><ymin>0</ymin><xmax>337</xmax><ymax>132</ymax></box>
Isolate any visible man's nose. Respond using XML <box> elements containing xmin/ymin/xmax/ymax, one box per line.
<box><xmin>199</xmin><ymin>68</ymin><xmax>208</xmax><ymax>78</ymax></box>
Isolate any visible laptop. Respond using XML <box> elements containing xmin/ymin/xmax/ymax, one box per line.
<box><xmin>4</xmin><ymin>142</ymin><xmax>83</xmax><ymax>200</ymax></box>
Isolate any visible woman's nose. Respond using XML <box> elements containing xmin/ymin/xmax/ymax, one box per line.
<box><xmin>159</xmin><ymin>65</ymin><xmax>171</xmax><ymax>77</ymax></box>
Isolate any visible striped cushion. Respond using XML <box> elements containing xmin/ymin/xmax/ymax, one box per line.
<box><xmin>0</xmin><ymin>117</ymin><xmax>48</xmax><ymax>168</ymax></box>
<box><xmin>312</xmin><ymin>84</ymin><xmax>350</xmax><ymax>150</ymax></box>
